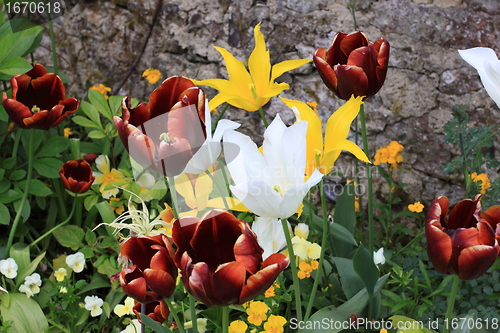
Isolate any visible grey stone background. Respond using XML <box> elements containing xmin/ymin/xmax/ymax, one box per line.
<box><xmin>36</xmin><ymin>0</ymin><xmax>500</xmax><ymax>210</ymax></box>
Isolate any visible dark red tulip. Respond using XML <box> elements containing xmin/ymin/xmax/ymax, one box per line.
<box><xmin>58</xmin><ymin>159</ymin><xmax>95</xmax><ymax>194</ymax></box>
<box><xmin>114</xmin><ymin>76</ymin><xmax>206</xmax><ymax>177</ymax></box>
<box><xmin>119</xmin><ymin>234</ymin><xmax>178</xmax><ymax>303</ymax></box>
<box><xmin>313</xmin><ymin>31</ymin><xmax>390</xmax><ymax>100</ymax></box>
<box><xmin>133</xmin><ymin>299</ymin><xmax>169</xmax><ymax>324</ymax></box>
<box><xmin>425</xmin><ymin>195</ymin><xmax>500</xmax><ymax>280</ymax></box>
<box><xmin>2</xmin><ymin>64</ymin><xmax>79</xmax><ymax>129</ymax></box>
<box><xmin>83</xmin><ymin>153</ymin><xmax>98</xmax><ymax>164</ymax></box>
<box><xmin>172</xmin><ymin>210</ymin><xmax>289</xmax><ymax>307</ymax></box>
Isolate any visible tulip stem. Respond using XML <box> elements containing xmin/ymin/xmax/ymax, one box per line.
<box><xmin>189</xmin><ymin>294</ymin><xmax>198</xmax><ymax>333</ymax></box>
<box><xmin>31</xmin><ymin>195</ymin><xmax>78</xmax><ymax>247</ymax></box>
<box><xmin>205</xmin><ymin>170</ymin><xmax>229</xmax><ymax>210</ymax></box>
<box><xmin>222</xmin><ymin>305</ymin><xmax>229</xmax><ymax>333</ymax></box>
<box><xmin>304</xmin><ymin>179</ymin><xmax>329</xmax><ymax>321</ymax></box>
<box><xmin>358</xmin><ymin>104</ymin><xmax>374</xmax><ymax>252</ymax></box>
<box><xmin>444</xmin><ymin>275</ymin><xmax>460</xmax><ymax>333</ymax></box>
<box><xmin>281</xmin><ymin>218</ymin><xmax>302</xmax><ymax>321</ymax></box>
<box><xmin>167</xmin><ymin>177</ymin><xmax>179</xmax><ymax>219</ymax></box>
<box><xmin>214</xmin><ymin>103</ymin><xmax>230</xmax><ymax>131</ymax></box>
<box><xmin>258</xmin><ymin>107</ymin><xmax>269</xmax><ymax>128</ymax></box>
<box><xmin>166</xmin><ymin>299</ymin><xmax>186</xmax><ymax>333</ymax></box>
<box><xmin>6</xmin><ymin>129</ymin><xmax>35</xmax><ymax>256</ymax></box>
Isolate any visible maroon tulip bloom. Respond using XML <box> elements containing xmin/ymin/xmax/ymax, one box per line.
<box><xmin>58</xmin><ymin>159</ymin><xmax>95</xmax><ymax>194</ymax></box>
<box><xmin>172</xmin><ymin>210</ymin><xmax>289</xmax><ymax>307</ymax></box>
<box><xmin>83</xmin><ymin>153</ymin><xmax>98</xmax><ymax>164</ymax></box>
<box><xmin>2</xmin><ymin>64</ymin><xmax>79</xmax><ymax>129</ymax></box>
<box><xmin>114</xmin><ymin>76</ymin><xmax>206</xmax><ymax>177</ymax></box>
<box><xmin>119</xmin><ymin>234</ymin><xmax>178</xmax><ymax>303</ymax></box>
<box><xmin>133</xmin><ymin>299</ymin><xmax>169</xmax><ymax>324</ymax></box>
<box><xmin>426</xmin><ymin>195</ymin><xmax>500</xmax><ymax>280</ymax></box>
<box><xmin>313</xmin><ymin>31</ymin><xmax>390</xmax><ymax>100</ymax></box>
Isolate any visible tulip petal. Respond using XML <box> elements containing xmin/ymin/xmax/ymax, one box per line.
<box><xmin>120</xmin><ymin>235</ymin><xmax>163</xmax><ymax>271</ymax></box>
<box><xmin>326</xmin><ymin>32</ymin><xmax>348</xmax><ymax>66</ymax></box>
<box><xmin>230</xmin><ymin>180</ymin><xmax>283</xmax><ymax>218</ymax></box>
<box><xmin>188</xmin><ymin>261</ymin><xmax>221</xmax><ymax>306</ymax></box>
<box><xmin>458</xmin><ymin>47</ymin><xmax>500</xmax><ymax>108</ymax></box>
<box><xmin>425</xmin><ymin>221</ymin><xmax>452</xmax><ymax>275</ymax></box>
<box><xmin>238</xmin><ymin>257</ymin><xmax>287</xmax><ymax>304</ymax></box>
<box><xmin>270</xmin><ymin>59</ymin><xmax>312</xmax><ymax>82</ymax></box>
<box><xmin>214</xmin><ymin>46</ymin><xmax>254</xmax><ymax>102</ymax></box>
<box><xmin>457</xmin><ymin>244</ymin><xmax>499</xmax><ymax>280</ymax></box>
<box><xmin>248</xmin><ymin>23</ymin><xmax>271</xmax><ymax>97</ymax></box>
<box><xmin>280</xmin><ymin>169</ymin><xmax>322</xmax><ymax>219</ymax></box>
<box><xmin>212</xmin><ymin>261</ymin><xmax>246</xmax><ymax>305</ymax></box>
<box><xmin>149</xmin><ymin>76</ymin><xmax>196</xmax><ymax>119</ymax></box>
<box><xmin>27</xmin><ymin>73</ymin><xmax>66</xmax><ymax>110</ymax></box>
<box><xmin>313</xmin><ymin>50</ymin><xmax>339</xmax><ymax>95</ymax></box>
<box><xmin>347</xmin><ymin>45</ymin><xmax>379</xmax><ymax>97</ymax></box>
<box><xmin>2</xmin><ymin>96</ymin><xmax>35</xmax><ymax>129</ymax></box>
<box><xmin>339</xmin><ymin>31</ymin><xmax>369</xmax><ymax>58</ymax></box>
<box><xmin>143</xmin><ymin>268</ymin><xmax>176</xmax><ymax>299</ymax></box>
<box><xmin>191</xmin><ymin>210</ymin><xmax>242</xmax><ymax>272</ymax></box>
<box><xmin>447</xmin><ymin>196</ymin><xmax>481</xmax><ymax>229</ymax></box>
<box><xmin>233</xmin><ymin>231</ymin><xmax>263</xmax><ymax>274</ymax></box>
<box><xmin>335</xmin><ymin>65</ymin><xmax>369</xmax><ymax>100</ymax></box>
<box><xmin>481</xmin><ymin>205</ymin><xmax>500</xmax><ymax>231</ymax></box>
<box><xmin>172</xmin><ymin>217</ymin><xmax>200</xmax><ymax>267</ymax></box>
<box><xmin>426</xmin><ymin>197</ymin><xmax>449</xmax><ymax>226</ymax></box>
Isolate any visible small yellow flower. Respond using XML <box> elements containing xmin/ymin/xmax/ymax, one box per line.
<box><xmin>90</xmin><ymin>84</ymin><xmax>112</xmax><ymax>99</ymax></box>
<box><xmin>194</xmin><ymin>23</ymin><xmax>311</xmax><ymax>112</ymax></box>
<box><xmin>408</xmin><ymin>201</ymin><xmax>424</xmax><ymax>213</ymax></box>
<box><xmin>262</xmin><ymin>315</ymin><xmax>287</xmax><ymax>333</ymax></box>
<box><xmin>374</xmin><ymin>141</ymin><xmax>404</xmax><ymax>170</ymax></box>
<box><xmin>297</xmin><ymin>270</ymin><xmax>307</xmax><ymax>279</ymax></box>
<box><xmin>54</xmin><ymin>267</ymin><xmax>67</xmax><ymax>282</ymax></box>
<box><xmin>113</xmin><ymin>297</ymin><xmax>135</xmax><ymax>317</ymax></box>
<box><xmin>142</xmin><ymin>68</ymin><xmax>162</xmax><ymax>84</ymax></box>
<box><xmin>310</xmin><ymin>260</ymin><xmax>319</xmax><ymax>270</ymax></box>
<box><xmin>246</xmin><ymin>301</ymin><xmax>268</xmax><ymax>326</ymax></box>
<box><xmin>471</xmin><ymin>172</ymin><xmax>491</xmax><ymax>194</ymax></box>
<box><xmin>59</xmin><ymin>286</ymin><xmax>67</xmax><ymax>294</ymax></box>
<box><xmin>229</xmin><ymin>320</ymin><xmax>248</xmax><ymax>333</ymax></box>
<box><xmin>299</xmin><ymin>261</ymin><xmax>313</xmax><ymax>274</ymax></box>
<box><xmin>264</xmin><ymin>285</ymin><xmax>275</xmax><ymax>298</ymax></box>
<box><xmin>93</xmin><ymin>155</ymin><xmax>129</xmax><ymax>199</ymax></box>
<box><xmin>63</xmin><ymin>127</ymin><xmax>73</xmax><ymax>138</ymax></box>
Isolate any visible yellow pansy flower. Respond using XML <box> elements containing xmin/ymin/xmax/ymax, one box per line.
<box><xmin>113</xmin><ymin>297</ymin><xmax>134</xmax><ymax>317</ymax></box>
<box><xmin>246</xmin><ymin>301</ymin><xmax>268</xmax><ymax>326</ymax></box>
<box><xmin>229</xmin><ymin>320</ymin><xmax>248</xmax><ymax>333</ymax></box>
<box><xmin>262</xmin><ymin>315</ymin><xmax>287</xmax><ymax>333</ymax></box>
<box><xmin>471</xmin><ymin>172</ymin><xmax>491</xmax><ymax>194</ymax></box>
<box><xmin>281</xmin><ymin>96</ymin><xmax>369</xmax><ymax>176</ymax></box>
<box><xmin>194</xmin><ymin>23</ymin><xmax>311</xmax><ymax>112</ymax></box>
<box><xmin>90</xmin><ymin>84</ymin><xmax>111</xmax><ymax>99</ymax></box>
<box><xmin>54</xmin><ymin>268</ymin><xmax>67</xmax><ymax>282</ymax></box>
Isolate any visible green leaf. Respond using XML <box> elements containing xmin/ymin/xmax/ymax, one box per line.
<box><xmin>2</xmin><ymin>156</ymin><xmax>16</xmax><ymax>169</ymax></box>
<box><xmin>331</xmin><ymin>257</ymin><xmax>364</xmax><ymax>299</ymax></box>
<box><xmin>0</xmin><ymin>179</ymin><xmax>10</xmax><ymax>194</ymax></box>
<box><xmin>140</xmin><ymin>313</ymin><xmax>172</xmax><ymax>333</ymax></box>
<box><xmin>80</xmin><ymin>101</ymin><xmax>102</xmax><ymax>128</ymax></box>
<box><xmin>35</xmin><ymin>136</ymin><xmax>70</xmax><ymax>158</ymax></box>
<box><xmin>0</xmin><ymin>189</ymin><xmax>21</xmax><ymax>203</ymax></box>
<box><xmin>0</xmin><ymin>293</ymin><xmax>49</xmax><ymax>333</ymax></box>
<box><xmin>9</xmin><ymin>169</ymin><xmax>26</xmax><ymax>181</ymax></box>
<box><xmin>0</xmin><ymin>203</ymin><xmax>10</xmax><ymax>224</ymax></box>
<box><xmin>77</xmin><ymin>273</ymin><xmax>111</xmax><ymax>295</ymax></box>
<box><xmin>15</xmin><ymin>251</ymin><xmax>45</xmax><ymax>290</ymax></box>
<box><xmin>95</xmin><ymin>201</ymin><xmax>117</xmax><ymax>224</ymax></box>
<box><xmin>332</xmin><ymin>182</ymin><xmax>357</xmax><ymax>257</ymax></box>
<box><xmin>88</xmin><ymin>89</ymin><xmax>113</xmax><ymax>121</ymax></box>
<box><xmin>84</xmin><ymin>193</ymin><xmax>100</xmax><ymax>211</ymax></box>
<box><xmin>9</xmin><ymin>243</ymin><xmax>30</xmax><ymax>273</ymax></box>
<box><xmin>0</xmin><ymin>21</ymin><xmax>42</xmax><ymax>65</ymax></box>
<box><xmin>13</xmin><ymin>197</ymin><xmax>30</xmax><ymax>222</ymax></box>
<box><xmin>353</xmin><ymin>243</ymin><xmax>380</xmax><ymax>297</ymax></box>
<box><xmin>33</xmin><ymin>157</ymin><xmax>63</xmax><ymax>178</ymax></box>
<box><xmin>0</xmin><ymin>103</ymin><xmax>7</xmax><ymax>122</ymax></box>
<box><xmin>0</xmin><ymin>56</ymin><xmax>31</xmax><ymax>75</ymax></box>
<box><xmin>72</xmin><ymin>115</ymin><xmax>102</xmax><ymax>129</ymax></box>
<box><xmin>88</xmin><ymin>130</ymin><xmax>107</xmax><ymax>139</ymax></box>
<box><xmin>300</xmin><ymin>274</ymin><xmax>389</xmax><ymax>333</ymax></box>
<box><xmin>0</xmin><ymin>169</ymin><xmax>6</xmax><ymax>181</ymax></box>
<box><xmin>52</xmin><ymin>225</ymin><xmax>85</xmax><ymax>250</ymax></box>
<box><xmin>17</xmin><ymin>179</ymin><xmax>53</xmax><ymax>196</ymax></box>
<box><xmin>85</xmin><ymin>228</ymin><xmax>97</xmax><ymax>246</ymax></box>
<box><xmin>108</xmin><ymin>95</ymin><xmax>124</xmax><ymax>117</ymax></box>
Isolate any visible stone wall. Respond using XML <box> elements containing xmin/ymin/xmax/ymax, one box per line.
<box><xmin>36</xmin><ymin>0</ymin><xmax>500</xmax><ymax>208</ymax></box>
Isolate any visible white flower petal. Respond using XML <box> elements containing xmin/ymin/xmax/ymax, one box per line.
<box><xmin>230</xmin><ymin>180</ymin><xmax>282</xmax><ymax>218</ymax></box>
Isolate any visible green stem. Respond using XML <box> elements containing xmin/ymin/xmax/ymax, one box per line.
<box><xmin>167</xmin><ymin>177</ymin><xmax>179</xmax><ymax>219</ymax></box>
<box><xmin>31</xmin><ymin>195</ymin><xmax>78</xmax><ymax>247</ymax></box>
<box><xmin>358</xmin><ymin>104</ymin><xmax>374</xmax><ymax>252</ymax></box>
<box><xmin>213</xmin><ymin>103</ymin><xmax>229</xmax><ymax>131</ymax></box>
<box><xmin>444</xmin><ymin>275</ymin><xmax>461</xmax><ymax>333</ymax></box>
<box><xmin>45</xmin><ymin>0</ymin><xmax>58</xmax><ymax>74</ymax></box>
<box><xmin>385</xmin><ymin>172</ymin><xmax>393</xmax><ymax>247</ymax></box>
<box><xmin>348</xmin><ymin>1</ymin><xmax>358</xmax><ymax>31</ymax></box>
<box><xmin>166</xmin><ymin>299</ymin><xmax>185</xmax><ymax>333</ymax></box>
<box><xmin>258</xmin><ymin>107</ymin><xmax>269</xmax><ymax>128</ymax></box>
<box><xmin>458</xmin><ymin>131</ymin><xmax>471</xmax><ymax>196</ymax></box>
<box><xmin>75</xmin><ymin>196</ymin><xmax>82</xmax><ymax>227</ymax></box>
<box><xmin>205</xmin><ymin>170</ymin><xmax>229</xmax><ymax>210</ymax></box>
<box><xmin>189</xmin><ymin>294</ymin><xmax>198</xmax><ymax>333</ymax></box>
<box><xmin>222</xmin><ymin>305</ymin><xmax>229</xmax><ymax>333</ymax></box>
<box><xmin>52</xmin><ymin>178</ymin><xmax>69</xmax><ymax>220</ymax></box>
<box><xmin>47</xmin><ymin>318</ymin><xmax>70</xmax><ymax>333</ymax></box>
<box><xmin>304</xmin><ymin>179</ymin><xmax>329</xmax><ymax>320</ymax></box>
<box><xmin>6</xmin><ymin>130</ymin><xmax>35</xmax><ymax>256</ymax></box>
<box><xmin>281</xmin><ymin>218</ymin><xmax>302</xmax><ymax>321</ymax></box>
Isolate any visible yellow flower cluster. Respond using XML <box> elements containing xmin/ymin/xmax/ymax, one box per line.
<box><xmin>471</xmin><ymin>172</ymin><xmax>491</xmax><ymax>194</ymax></box>
<box><xmin>89</xmin><ymin>83</ymin><xmax>112</xmax><ymax>99</ymax></box>
<box><xmin>234</xmin><ymin>301</ymin><xmax>287</xmax><ymax>333</ymax></box>
<box><xmin>373</xmin><ymin>141</ymin><xmax>404</xmax><ymax>170</ymax></box>
<box><xmin>408</xmin><ymin>201</ymin><xmax>424</xmax><ymax>213</ymax></box>
<box><xmin>297</xmin><ymin>259</ymin><xmax>319</xmax><ymax>279</ymax></box>
<box><xmin>142</xmin><ymin>68</ymin><xmax>162</xmax><ymax>84</ymax></box>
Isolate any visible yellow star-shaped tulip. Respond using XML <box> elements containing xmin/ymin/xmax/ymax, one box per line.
<box><xmin>193</xmin><ymin>23</ymin><xmax>311</xmax><ymax>112</ymax></box>
<box><xmin>280</xmin><ymin>96</ymin><xmax>370</xmax><ymax>176</ymax></box>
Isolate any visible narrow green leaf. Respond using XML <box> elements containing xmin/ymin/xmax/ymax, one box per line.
<box><xmin>0</xmin><ymin>203</ymin><xmax>10</xmax><ymax>224</ymax></box>
<box><xmin>72</xmin><ymin>115</ymin><xmax>102</xmax><ymax>129</ymax></box>
<box><xmin>15</xmin><ymin>251</ymin><xmax>45</xmax><ymax>290</ymax></box>
<box><xmin>140</xmin><ymin>313</ymin><xmax>172</xmax><ymax>333</ymax></box>
<box><xmin>331</xmin><ymin>257</ymin><xmax>364</xmax><ymax>299</ymax></box>
<box><xmin>332</xmin><ymin>182</ymin><xmax>356</xmax><ymax>257</ymax></box>
<box><xmin>95</xmin><ymin>201</ymin><xmax>117</xmax><ymax>224</ymax></box>
<box><xmin>9</xmin><ymin>243</ymin><xmax>30</xmax><ymax>273</ymax></box>
<box><xmin>88</xmin><ymin>130</ymin><xmax>107</xmax><ymax>139</ymax></box>
<box><xmin>108</xmin><ymin>95</ymin><xmax>124</xmax><ymax>117</ymax></box>
<box><xmin>77</xmin><ymin>273</ymin><xmax>111</xmax><ymax>295</ymax></box>
<box><xmin>353</xmin><ymin>244</ymin><xmax>380</xmax><ymax>297</ymax></box>
<box><xmin>80</xmin><ymin>101</ymin><xmax>102</xmax><ymax>128</ymax></box>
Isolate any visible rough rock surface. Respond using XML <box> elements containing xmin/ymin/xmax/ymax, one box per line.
<box><xmin>35</xmin><ymin>0</ymin><xmax>500</xmax><ymax>210</ymax></box>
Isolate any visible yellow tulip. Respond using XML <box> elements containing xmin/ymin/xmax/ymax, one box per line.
<box><xmin>280</xmin><ymin>96</ymin><xmax>370</xmax><ymax>176</ymax></box>
<box><xmin>193</xmin><ymin>23</ymin><xmax>311</xmax><ymax>112</ymax></box>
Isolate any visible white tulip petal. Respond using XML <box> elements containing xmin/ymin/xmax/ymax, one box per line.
<box><xmin>230</xmin><ymin>180</ymin><xmax>282</xmax><ymax>218</ymax></box>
